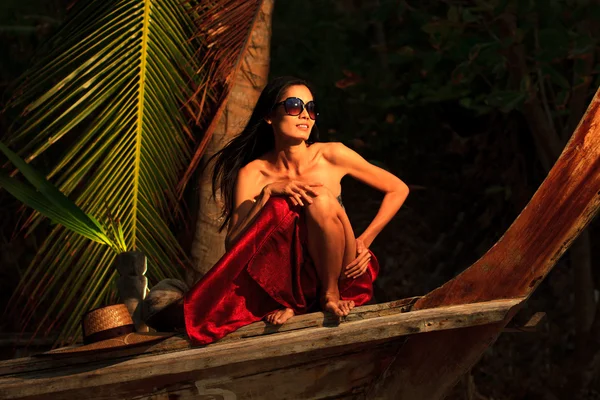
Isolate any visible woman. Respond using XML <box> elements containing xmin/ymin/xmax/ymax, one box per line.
<box><xmin>184</xmin><ymin>76</ymin><xmax>409</xmax><ymax>344</ymax></box>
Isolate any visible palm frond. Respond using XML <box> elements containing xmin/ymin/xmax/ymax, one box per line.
<box><xmin>178</xmin><ymin>0</ymin><xmax>264</xmax><ymax>196</ymax></box>
<box><xmin>2</xmin><ymin>0</ymin><xmax>204</xmax><ymax>345</ymax></box>
<box><xmin>0</xmin><ymin>141</ymin><xmax>121</xmax><ymax>252</ymax></box>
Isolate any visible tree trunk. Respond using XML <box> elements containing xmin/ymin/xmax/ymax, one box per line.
<box><xmin>188</xmin><ymin>0</ymin><xmax>274</xmax><ymax>285</ymax></box>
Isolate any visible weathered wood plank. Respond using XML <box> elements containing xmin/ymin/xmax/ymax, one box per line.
<box><xmin>0</xmin><ymin>298</ymin><xmax>522</xmax><ymax>399</ymax></box>
<box><xmin>124</xmin><ymin>338</ymin><xmax>402</xmax><ymax>400</ymax></box>
<box><xmin>369</xmin><ymin>87</ymin><xmax>600</xmax><ymax>399</ymax></box>
<box><xmin>504</xmin><ymin>312</ymin><xmax>546</xmax><ymax>333</ymax></box>
<box><xmin>130</xmin><ymin>343</ymin><xmax>398</xmax><ymax>400</ymax></box>
<box><xmin>0</xmin><ymin>297</ymin><xmax>417</xmax><ymax>377</ymax></box>
<box><xmin>230</xmin><ymin>296</ymin><xmax>419</xmax><ymax>339</ymax></box>
<box><xmin>7</xmin><ymin>340</ymin><xmax>402</xmax><ymax>400</ymax></box>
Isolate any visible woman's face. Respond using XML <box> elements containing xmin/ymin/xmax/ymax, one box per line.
<box><xmin>267</xmin><ymin>85</ymin><xmax>315</xmax><ymax>142</ymax></box>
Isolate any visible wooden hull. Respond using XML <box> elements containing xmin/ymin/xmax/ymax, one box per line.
<box><xmin>0</xmin><ymin>299</ymin><xmax>520</xmax><ymax>399</ymax></box>
<box><xmin>1</xmin><ymin>87</ymin><xmax>600</xmax><ymax>400</ymax></box>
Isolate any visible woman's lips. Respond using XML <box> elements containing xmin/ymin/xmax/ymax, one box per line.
<box><xmin>296</xmin><ymin>124</ymin><xmax>309</xmax><ymax>130</ymax></box>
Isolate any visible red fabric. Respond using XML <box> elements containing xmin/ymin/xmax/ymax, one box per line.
<box><xmin>184</xmin><ymin>197</ymin><xmax>379</xmax><ymax>345</ymax></box>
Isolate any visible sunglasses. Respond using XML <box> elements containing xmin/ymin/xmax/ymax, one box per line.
<box><xmin>273</xmin><ymin>97</ymin><xmax>318</xmax><ymax>120</ymax></box>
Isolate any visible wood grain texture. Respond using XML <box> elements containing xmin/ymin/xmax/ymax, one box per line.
<box><xmin>369</xmin><ymin>87</ymin><xmax>600</xmax><ymax>399</ymax></box>
<box><xmin>0</xmin><ymin>297</ymin><xmax>416</xmax><ymax>377</ymax></box>
<box><xmin>0</xmin><ymin>299</ymin><xmax>520</xmax><ymax>399</ymax></box>
<box><xmin>5</xmin><ymin>340</ymin><xmax>404</xmax><ymax>400</ymax></box>
<box><xmin>129</xmin><ymin>343</ymin><xmax>399</xmax><ymax>400</ymax></box>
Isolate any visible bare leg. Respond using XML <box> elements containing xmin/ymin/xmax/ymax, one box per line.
<box><xmin>264</xmin><ymin>189</ymin><xmax>357</xmax><ymax>323</ymax></box>
<box><xmin>337</xmin><ymin>207</ymin><xmax>357</xmax><ymax>278</ymax></box>
<box><xmin>305</xmin><ymin>188</ymin><xmax>356</xmax><ymax>317</ymax></box>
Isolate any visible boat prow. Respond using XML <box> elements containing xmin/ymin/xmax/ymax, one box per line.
<box><xmin>1</xmin><ymin>87</ymin><xmax>600</xmax><ymax>399</ymax></box>
<box><xmin>0</xmin><ymin>296</ymin><xmax>524</xmax><ymax>399</ymax></box>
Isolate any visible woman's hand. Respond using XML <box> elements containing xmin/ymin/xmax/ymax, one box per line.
<box><xmin>344</xmin><ymin>238</ymin><xmax>371</xmax><ymax>279</ymax></box>
<box><xmin>264</xmin><ymin>180</ymin><xmax>323</xmax><ymax>206</ymax></box>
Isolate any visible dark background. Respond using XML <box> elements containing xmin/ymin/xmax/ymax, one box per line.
<box><xmin>2</xmin><ymin>1</ymin><xmax>600</xmax><ymax>399</ymax></box>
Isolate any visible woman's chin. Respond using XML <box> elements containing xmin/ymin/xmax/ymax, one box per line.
<box><xmin>281</xmin><ymin>131</ymin><xmax>310</xmax><ymax>142</ymax></box>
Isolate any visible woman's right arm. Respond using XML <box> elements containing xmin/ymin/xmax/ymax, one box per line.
<box><xmin>225</xmin><ymin>168</ymin><xmax>323</xmax><ymax>251</ymax></box>
<box><xmin>225</xmin><ymin>191</ymin><xmax>272</xmax><ymax>251</ymax></box>
<box><xmin>225</xmin><ymin>167</ymin><xmax>268</xmax><ymax>251</ymax></box>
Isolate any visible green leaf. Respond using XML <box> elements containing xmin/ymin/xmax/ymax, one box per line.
<box><xmin>536</xmin><ymin>28</ymin><xmax>569</xmax><ymax>62</ymax></box>
<box><xmin>493</xmin><ymin>0</ymin><xmax>509</xmax><ymax>14</ymax></box>
<box><xmin>570</xmin><ymin>36</ymin><xmax>595</xmax><ymax>57</ymax></box>
<box><xmin>541</xmin><ymin>64</ymin><xmax>570</xmax><ymax>90</ymax></box>
<box><xmin>486</xmin><ymin>90</ymin><xmax>526</xmax><ymax>112</ymax></box>
<box><xmin>462</xmin><ymin>8</ymin><xmax>479</xmax><ymax>23</ymax></box>
<box><xmin>555</xmin><ymin>90</ymin><xmax>569</xmax><ymax>109</ymax></box>
<box><xmin>447</xmin><ymin>6</ymin><xmax>460</xmax><ymax>23</ymax></box>
<box><xmin>0</xmin><ymin>142</ymin><xmax>104</xmax><ymax>235</ymax></box>
<box><xmin>459</xmin><ymin>96</ymin><xmax>492</xmax><ymax>115</ymax></box>
<box><xmin>0</xmin><ymin>169</ymin><xmax>114</xmax><ymax>248</ymax></box>
<box><xmin>3</xmin><ymin>0</ymin><xmax>205</xmax><ymax>345</ymax></box>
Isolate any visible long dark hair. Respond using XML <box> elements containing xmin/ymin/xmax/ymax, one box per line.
<box><xmin>208</xmin><ymin>76</ymin><xmax>320</xmax><ymax>231</ymax></box>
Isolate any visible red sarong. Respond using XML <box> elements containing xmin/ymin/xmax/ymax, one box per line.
<box><xmin>184</xmin><ymin>197</ymin><xmax>379</xmax><ymax>345</ymax></box>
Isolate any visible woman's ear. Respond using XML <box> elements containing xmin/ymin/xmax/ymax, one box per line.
<box><xmin>264</xmin><ymin>116</ymin><xmax>272</xmax><ymax>125</ymax></box>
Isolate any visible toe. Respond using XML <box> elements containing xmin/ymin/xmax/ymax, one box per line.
<box><xmin>342</xmin><ymin>306</ymin><xmax>349</xmax><ymax>316</ymax></box>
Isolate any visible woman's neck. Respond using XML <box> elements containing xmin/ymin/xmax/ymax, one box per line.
<box><xmin>271</xmin><ymin>140</ymin><xmax>309</xmax><ymax>175</ymax></box>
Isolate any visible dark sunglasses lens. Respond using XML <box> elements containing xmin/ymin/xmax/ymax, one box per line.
<box><xmin>306</xmin><ymin>102</ymin><xmax>317</xmax><ymax>120</ymax></box>
<box><xmin>284</xmin><ymin>98</ymin><xmax>303</xmax><ymax>116</ymax></box>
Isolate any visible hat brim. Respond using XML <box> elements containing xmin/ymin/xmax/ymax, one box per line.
<box><xmin>36</xmin><ymin>332</ymin><xmax>174</xmax><ymax>357</ymax></box>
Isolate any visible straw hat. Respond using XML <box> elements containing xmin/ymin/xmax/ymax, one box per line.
<box><xmin>38</xmin><ymin>304</ymin><xmax>173</xmax><ymax>356</ymax></box>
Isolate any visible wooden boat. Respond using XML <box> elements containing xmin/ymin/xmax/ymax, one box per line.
<box><xmin>1</xmin><ymin>88</ymin><xmax>600</xmax><ymax>399</ymax></box>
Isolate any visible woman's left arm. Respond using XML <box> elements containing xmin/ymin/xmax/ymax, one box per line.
<box><xmin>328</xmin><ymin>142</ymin><xmax>409</xmax><ymax>248</ymax></box>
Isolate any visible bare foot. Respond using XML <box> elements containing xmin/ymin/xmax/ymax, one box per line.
<box><xmin>264</xmin><ymin>308</ymin><xmax>295</xmax><ymax>325</ymax></box>
<box><xmin>322</xmin><ymin>292</ymin><xmax>355</xmax><ymax>317</ymax></box>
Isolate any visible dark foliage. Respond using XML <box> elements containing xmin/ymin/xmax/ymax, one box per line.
<box><xmin>270</xmin><ymin>0</ymin><xmax>600</xmax><ymax>398</ymax></box>
<box><xmin>1</xmin><ymin>0</ymin><xmax>600</xmax><ymax>398</ymax></box>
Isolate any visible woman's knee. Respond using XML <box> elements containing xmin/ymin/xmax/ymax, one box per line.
<box><xmin>306</xmin><ymin>187</ymin><xmax>339</xmax><ymax>220</ymax></box>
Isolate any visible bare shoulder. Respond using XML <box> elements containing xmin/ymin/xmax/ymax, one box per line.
<box><xmin>319</xmin><ymin>142</ymin><xmax>354</xmax><ymax>165</ymax></box>
<box><xmin>238</xmin><ymin>159</ymin><xmax>263</xmax><ymax>177</ymax></box>
<box><xmin>236</xmin><ymin>160</ymin><xmax>266</xmax><ymax>191</ymax></box>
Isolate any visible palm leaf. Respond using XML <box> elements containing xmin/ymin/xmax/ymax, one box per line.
<box><xmin>178</xmin><ymin>0</ymin><xmax>273</xmax><ymax>278</ymax></box>
<box><xmin>0</xmin><ymin>141</ymin><xmax>120</xmax><ymax>251</ymax></box>
<box><xmin>2</xmin><ymin>0</ymin><xmax>204</xmax><ymax>345</ymax></box>
<box><xmin>178</xmin><ymin>0</ymin><xmax>265</xmax><ymax>196</ymax></box>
